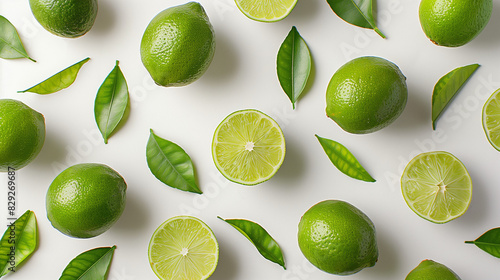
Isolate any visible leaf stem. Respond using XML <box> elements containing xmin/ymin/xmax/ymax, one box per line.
<box><xmin>374</xmin><ymin>27</ymin><xmax>386</xmax><ymax>39</ymax></box>
<box><xmin>465</xmin><ymin>240</ymin><xmax>500</xmax><ymax>246</ymax></box>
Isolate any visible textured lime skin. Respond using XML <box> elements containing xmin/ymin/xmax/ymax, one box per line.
<box><xmin>29</xmin><ymin>0</ymin><xmax>98</xmax><ymax>38</ymax></box>
<box><xmin>401</xmin><ymin>151</ymin><xmax>472</xmax><ymax>224</ymax></box>
<box><xmin>0</xmin><ymin>99</ymin><xmax>45</xmax><ymax>172</ymax></box>
<box><xmin>326</xmin><ymin>56</ymin><xmax>407</xmax><ymax>134</ymax></box>
<box><xmin>140</xmin><ymin>2</ymin><xmax>215</xmax><ymax>87</ymax></box>
<box><xmin>149</xmin><ymin>216</ymin><xmax>219</xmax><ymax>280</ymax></box>
<box><xmin>234</xmin><ymin>0</ymin><xmax>298</xmax><ymax>22</ymax></box>
<box><xmin>298</xmin><ymin>200</ymin><xmax>378</xmax><ymax>275</ymax></box>
<box><xmin>212</xmin><ymin>109</ymin><xmax>286</xmax><ymax>186</ymax></box>
<box><xmin>419</xmin><ymin>0</ymin><xmax>492</xmax><ymax>47</ymax></box>
<box><xmin>406</xmin><ymin>260</ymin><xmax>461</xmax><ymax>280</ymax></box>
<box><xmin>482</xmin><ymin>88</ymin><xmax>500</xmax><ymax>151</ymax></box>
<box><xmin>46</xmin><ymin>163</ymin><xmax>127</xmax><ymax>238</ymax></box>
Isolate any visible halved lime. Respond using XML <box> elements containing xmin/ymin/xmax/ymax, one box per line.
<box><xmin>212</xmin><ymin>109</ymin><xmax>286</xmax><ymax>185</ymax></box>
<box><xmin>482</xmin><ymin>88</ymin><xmax>500</xmax><ymax>151</ymax></box>
<box><xmin>234</xmin><ymin>0</ymin><xmax>298</xmax><ymax>22</ymax></box>
<box><xmin>148</xmin><ymin>216</ymin><xmax>219</xmax><ymax>280</ymax></box>
<box><xmin>401</xmin><ymin>151</ymin><xmax>472</xmax><ymax>224</ymax></box>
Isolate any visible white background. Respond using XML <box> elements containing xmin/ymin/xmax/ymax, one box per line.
<box><xmin>1</xmin><ymin>0</ymin><xmax>500</xmax><ymax>279</ymax></box>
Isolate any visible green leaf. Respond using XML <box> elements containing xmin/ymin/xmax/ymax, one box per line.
<box><xmin>18</xmin><ymin>57</ymin><xmax>90</xmax><ymax>94</ymax></box>
<box><xmin>218</xmin><ymin>217</ymin><xmax>285</xmax><ymax>269</ymax></box>
<box><xmin>146</xmin><ymin>129</ymin><xmax>202</xmax><ymax>194</ymax></box>
<box><xmin>0</xmin><ymin>16</ymin><xmax>35</xmax><ymax>62</ymax></box>
<box><xmin>326</xmin><ymin>0</ymin><xmax>385</xmax><ymax>38</ymax></box>
<box><xmin>465</xmin><ymin>228</ymin><xmax>500</xmax><ymax>258</ymax></box>
<box><xmin>432</xmin><ymin>63</ymin><xmax>480</xmax><ymax>130</ymax></box>
<box><xmin>0</xmin><ymin>210</ymin><xmax>38</xmax><ymax>277</ymax></box>
<box><xmin>59</xmin><ymin>246</ymin><xmax>116</xmax><ymax>280</ymax></box>
<box><xmin>277</xmin><ymin>26</ymin><xmax>312</xmax><ymax>110</ymax></box>
<box><xmin>316</xmin><ymin>134</ymin><xmax>375</xmax><ymax>182</ymax></box>
<box><xmin>95</xmin><ymin>61</ymin><xmax>129</xmax><ymax>144</ymax></box>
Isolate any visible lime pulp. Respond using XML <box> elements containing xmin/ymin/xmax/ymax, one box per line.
<box><xmin>148</xmin><ymin>216</ymin><xmax>219</xmax><ymax>280</ymax></box>
<box><xmin>212</xmin><ymin>109</ymin><xmax>286</xmax><ymax>185</ymax></box>
<box><xmin>401</xmin><ymin>151</ymin><xmax>472</xmax><ymax>223</ymax></box>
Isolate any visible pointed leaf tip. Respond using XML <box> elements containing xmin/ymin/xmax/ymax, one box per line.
<box><xmin>219</xmin><ymin>217</ymin><xmax>286</xmax><ymax>269</ymax></box>
<box><xmin>465</xmin><ymin>227</ymin><xmax>500</xmax><ymax>258</ymax></box>
<box><xmin>432</xmin><ymin>63</ymin><xmax>479</xmax><ymax>130</ymax></box>
<box><xmin>326</xmin><ymin>0</ymin><xmax>385</xmax><ymax>38</ymax></box>
<box><xmin>374</xmin><ymin>28</ymin><xmax>386</xmax><ymax>39</ymax></box>
<box><xmin>316</xmin><ymin>135</ymin><xmax>375</xmax><ymax>182</ymax></box>
<box><xmin>146</xmin><ymin>130</ymin><xmax>202</xmax><ymax>194</ymax></box>
<box><xmin>18</xmin><ymin>57</ymin><xmax>90</xmax><ymax>94</ymax></box>
<box><xmin>0</xmin><ymin>210</ymin><xmax>38</xmax><ymax>277</ymax></box>
<box><xmin>59</xmin><ymin>246</ymin><xmax>116</xmax><ymax>280</ymax></box>
<box><xmin>0</xmin><ymin>16</ymin><xmax>36</xmax><ymax>61</ymax></box>
<box><xmin>277</xmin><ymin>26</ymin><xmax>312</xmax><ymax>109</ymax></box>
<box><xmin>95</xmin><ymin>61</ymin><xmax>129</xmax><ymax>144</ymax></box>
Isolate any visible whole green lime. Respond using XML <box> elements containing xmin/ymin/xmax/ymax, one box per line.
<box><xmin>419</xmin><ymin>0</ymin><xmax>492</xmax><ymax>47</ymax></box>
<box><xmin>46</xmin><ymin>163</ymin><xmax>127</xmax><ymax>238</ymax></box>
<box><xmin>326</xmin><ymin>56</ymin><xmax>407</xmax><ymax>134</ymax></box>
<box><xmin>298</xmin><ymin>200</ymin><xmax>378</xmax><ymax>275</ymax></box>
<box><xmin>406</xmin><ymin>259</ymin><xmax>461</xmax><ymax>280</ymax></box>
<box><xmin>0</xmin><ymin>99</ymin><xmax>45</xmax><ymax>172</ymax></box>
<box><xmin>29</xmin><ymin>0</ymin><xmax>98</xmax><ymax>38</ymax></box>
<box><xmin>140</xmin><ymin>2</ymin><xmax>215</xmax><ymax>87</ymax></box>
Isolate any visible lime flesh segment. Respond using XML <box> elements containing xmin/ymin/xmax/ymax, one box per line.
<box><xmin>234</xmin><ymin>0</ymin><xmax>298</xmax><ymax>22</ymax></box>
<box><xmin>212</xmin><ymin>109</ymin><xmax>286</xmax><ymax>185</ymax></box>
<box><xmin>148</xmin><ymin>216</ymin><xmax>219</xmax><ymax>280</ymax></box>
<box><xmin>483</xmin><ymin>88</ymin><xmax>500</xmax><ymax>151</ymax></box>
<box><xmin>401</xmin><ymin>151</ymin><xmax>472</xmax><ymax>224</ymax></box>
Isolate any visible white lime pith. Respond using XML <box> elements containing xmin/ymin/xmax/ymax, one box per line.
<box><xmin>483</xmin><ymin>88</ymin><xmax>500</xmax><ymax>151</ymax></box>
<box><xmin>212</xmin><ymin>109</ymin><xmax>286</xmax><ymax>185</ymax></box>
<box><xmin>401</xmin><ymin>151</ymin><xmax>472</xmax><ymax>224</ymax></box>
<box><xmin>234</xmin><ymin>0</ymin><xmax>298</xmax><ymax>22</ymax></box>
<box><xmin>148</xmin><ymin>216</ymin><xmax>219</xmax><ymax>280</ymax></box>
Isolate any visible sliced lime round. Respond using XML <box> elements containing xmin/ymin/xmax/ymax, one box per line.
<box><xmin>401</xmin><ymin>151</ymin><xmax>472</xmax><ymax>224</ymax></box>
<box><xmin>482</xmin><ymin>88</ymin><xmax>500</xmax><ymax>151</ymax></box>
<box><xmin>234</xmin><ymin>0</ymin><xmax>298</xmax><ymax>22</ymax></box>
<box><xmin>148</xmin><ymin>216</ymin><xmax>219</xmax><ymax>280</ymax></box>
<box><xmin>212</xmin><ymin>109</ymin><xmax>286</xmax><ymax>185</ymax></box>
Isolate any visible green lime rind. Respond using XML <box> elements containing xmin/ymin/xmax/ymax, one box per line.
<box><xmin>148</xmin><ymin>216</ymin><xmax>219</xmax><ymax>280</ymax></box>
<box><xmin>46</xmin><ymin>163</ymin><xmax>127</xmax><ymax>238</ymax></box>
<box><xmin>0</xmin><ymin>99</ymin><xmax>45</xmax><ymax>172</ymax></box>
<box><xmin>298</xmin><ymin>200</ymin><xmax>378</xmax><ymax>275</ymax></box>
<box><xmin>29</xmin><ymin>0</ymin><xmax>97</xmax><ymax>38</ymax></box>
<box><xmin>419</xmin><ymin>0</ymin><xmax>492</xmax><ymax>47</ymax></box>
<box><xmin>234</xmin><ymin>0</ymin><xmax>298</xmax><ymax>22</ymax></box>
<box><xmin>326</xmin><ymin>56</ymin><xmax>408</xmax><ymax>134</ymax></box>
<box><xmin>406</xmin><ymin>259</ymin><xmax>461</xmax><ymax>280</ymax></box>
<box><xmin>482</xmin><ymin>88</ymin><xmax>500</xmax><ymax>152</ymax></box>
<box><xmin>212</xmin><ymin>109</ymin><xmax>286</xmax><ymax>186</ymax></box>
<box><xmin>401</xmin><ymin>151</ymin><xmax>472</xmax><ymax>224</ymax></box>
<box><xmin>140</xmin><ymin>2</ymin><xmax>215</xmax><ymax>87</ymax></box>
